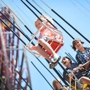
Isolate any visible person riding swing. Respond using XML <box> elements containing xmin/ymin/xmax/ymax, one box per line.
<box><xmin>27</xmin><ymin>15</ymin><xmax>64</xmax><ymax>69</ymax></box>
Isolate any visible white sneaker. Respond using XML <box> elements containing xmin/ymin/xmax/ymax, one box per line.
<box><xmin>49</xmin><ymin>56</ymin><xmax>61</xmax><ymax>69</ymax></box>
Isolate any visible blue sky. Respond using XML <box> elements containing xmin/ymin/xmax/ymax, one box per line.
<box><xmin>0</xmin><ymin>0</ymin><xmax>90</xmax><ymax>90</ymax></box>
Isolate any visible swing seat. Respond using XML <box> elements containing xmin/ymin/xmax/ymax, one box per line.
<box><xmin>42</xmin><ymin>40</ymin><xmax>64</xmax><ymax>57</ymax></box>
<box><xmin>71</xmin><ymin>83</ymin><xmax>88</xmax><ymax>90</ymax></box>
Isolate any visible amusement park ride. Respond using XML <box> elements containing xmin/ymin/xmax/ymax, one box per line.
<box><xmin>0</xmin><ymin>1</ymin><xmax>90</xmax><ymax>90</ymax></box>
<box><xmin>0</xmin><ymin>6</ymin><xmax>32</xmax><ymax>90</ymax></box>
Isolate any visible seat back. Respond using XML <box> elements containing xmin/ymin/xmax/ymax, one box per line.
<box><xmin>42</xmin><ymin>40</ymin><xmax>64</xmax><ymax>57</ymax></box>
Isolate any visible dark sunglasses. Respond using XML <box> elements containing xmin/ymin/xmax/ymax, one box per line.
<box><xmin>63</xmin><ymin>61</ymin><xmax>67</xmax><ymax>65</ymax></box>
<box><xmin>73</xmin><ymin>41</ymin><xmax>79</xmax><ymax>45</ymax></box>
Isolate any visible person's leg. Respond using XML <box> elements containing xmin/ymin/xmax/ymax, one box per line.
<box><xmin>27</xmin><ymin>45</ymin><xmax>50</xmax><ymax>60</ymax></box>
<box><xmin>35</xmin><ymin>45</ymin><xmax>51</xmax><ymax>61</ymax></box>
<box><xmin>38</xmin><ymin>38</ymin><xmax>61</xmax><ymax>69</ymax></box>
<box><xmin>27</xmin><ymin>39</ymin><xmax>60</xmax><ymax>68</ymax></box>
<box><xmin>38</xmin><ymin>38</ymin><xmax>56</xmax><ymax>57</ymax></box>
<box><xmin>81</xmin><ymin>76</ymin><xmax>90</xmax><ymax>85</ymax></box>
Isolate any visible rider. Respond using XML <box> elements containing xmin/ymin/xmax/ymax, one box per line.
<box><xmin>62</xmin><ymin>56</ymin><xmax>90</xmax><ymax>89</ymax></box>
<box><xmin>27</xmin><ymin>15</ymin><xmax>63</xmax><ymax>69</ymax></box>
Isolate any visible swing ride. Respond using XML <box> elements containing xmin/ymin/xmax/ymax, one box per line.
<box><xmin>0</xmin><ymin>0</ymin><xmax>90</xmax><ymax>90</ymax></box>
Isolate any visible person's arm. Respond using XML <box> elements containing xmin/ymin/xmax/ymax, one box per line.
<box><xmin>73</xmin><ymin>63</ymin><xmax>88</xmax><ymax>73</ymax></box>
<box><xmin>73</xmin><ymin>67</ymin><xmax>79</xmax><ymax>72</ymax></box>
<box><xmin>76</xmin><ymin>55</ymin><xmax>90</xmax><ymax>70</ymax></box>
<box><xmin>82</xmin><ymin>60</ymin><xmax>90</xmax><ymax>70</ymax></box>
